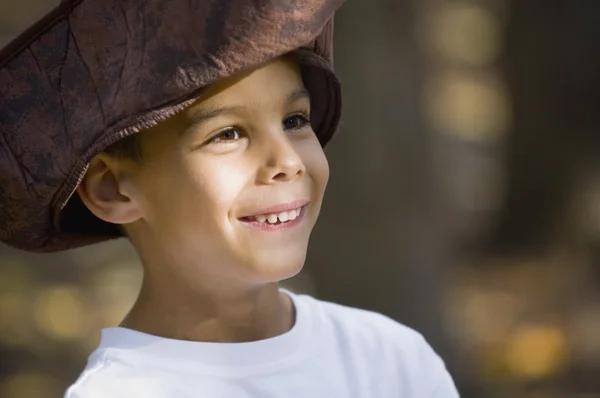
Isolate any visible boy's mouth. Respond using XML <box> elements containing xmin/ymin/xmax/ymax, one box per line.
<box><xmin>238</xmin><ymin>200</ymin><xmax>309</xmax><ymax>228</ymax></box>
<box><xmin>240</xmin><ymin>207</ymin><xmax>303</xmax><ymax>225</ymax></box>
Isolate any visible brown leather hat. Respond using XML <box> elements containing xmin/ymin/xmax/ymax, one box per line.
<box><xmin>0</xmin><ymin>0</ymin><xmax>344</xmax><ymax>252</ymax></box>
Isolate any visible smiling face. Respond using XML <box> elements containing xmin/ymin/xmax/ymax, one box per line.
<box><xmin>78</xmin><ymin>57</ymin><xmax>329</xmax><ymax>289</ymax></box>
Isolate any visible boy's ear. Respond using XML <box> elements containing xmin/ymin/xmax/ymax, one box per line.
<box><xmin>76</xmin><ymin>153</ymin><xmax>143</xmax><ymax>225</ymax></box>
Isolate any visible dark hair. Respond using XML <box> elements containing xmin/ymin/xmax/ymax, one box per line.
<box><xmin>104</xmin><ymin>133</ymin><xmax>144</xmax><ymax>162</ymax></box>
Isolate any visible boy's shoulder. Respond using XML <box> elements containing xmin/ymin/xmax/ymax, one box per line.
<box><xmin>300</xmin><ymin>291</ymin><xmax>430</xmax><ymax>345</ymax></box>
<box><xmin>297</xmin><ymin>292</ymin><xmax>447</xmax><ymax>369</ymax></box>
<box><xmin>63</xmin><ymin>350</ymin><xmax>159</xmax><ymax>398</ymax></box>
<box><xmin>297</xmin><ymin>292</ymin><xmax>458</xmax><ymax>397</ymax></box>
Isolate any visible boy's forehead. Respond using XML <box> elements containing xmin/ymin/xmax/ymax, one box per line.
<box><xmin>186</xmin><ymin>57</ymin><xmax>305</xmax><ymax>110</ymax></box>
<box><xmin>137</xmin><ymin>58</ymin><xmax>310</xmax><ymax>143</ymax></box>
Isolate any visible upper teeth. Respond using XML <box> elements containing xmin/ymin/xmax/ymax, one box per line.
<box><xmin>255</xmin><ymin>208</ymin><xmax>302</xmax><ymax>224</ymax></box>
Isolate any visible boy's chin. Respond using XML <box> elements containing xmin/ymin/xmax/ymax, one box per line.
<box><xmin>244</xmin><ymin>249</ymin><xmax>307</xmax><ymax>283</ymax></box>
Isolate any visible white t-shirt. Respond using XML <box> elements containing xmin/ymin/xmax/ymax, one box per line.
<box><xmin>65</xmin><ymin>290</ymin><xmax>460</xmax><ymax>398</ymax></box>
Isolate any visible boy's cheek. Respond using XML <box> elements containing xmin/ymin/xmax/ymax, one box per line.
<box><xmin>304</xmin><ymin>144</ymin><xmax>330</xmax><ymax>188</ymax></box>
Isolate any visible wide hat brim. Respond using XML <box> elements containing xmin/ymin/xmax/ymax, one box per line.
<box><xmin>0</xmin><ymin>0</ymin><xmax>344</xmax><ymax>252</ymax></box>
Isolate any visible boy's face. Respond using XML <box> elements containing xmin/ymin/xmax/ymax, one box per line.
<box><xmin>82</xmin><ymin>58</ymin><xmax>329</xmax><ymax>286</ymax></box>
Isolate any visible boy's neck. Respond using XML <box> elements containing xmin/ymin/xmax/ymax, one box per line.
<box><xmin>119</xmin><ymin>281</ymin><xmax>295</xmax><ymax>343</ymax></box>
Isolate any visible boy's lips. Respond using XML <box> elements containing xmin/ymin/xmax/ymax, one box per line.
<box><xmin>238</xmin><ymin>200</ymin><xmax>310</xmax><ymax>219</ymax></box>
<box><xmin>237</xmin><ymin>200</ymin><xmax>309</xmax><ymax>229</ymax></box>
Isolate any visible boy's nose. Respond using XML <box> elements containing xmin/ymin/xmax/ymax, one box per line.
<box><xmin>256</xmin><ymin>131</ymin><xmax>305</xmax><ymax>184</ymax></box>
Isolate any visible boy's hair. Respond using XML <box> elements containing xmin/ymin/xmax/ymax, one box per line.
<box><xmin>105</xmin><ymin>133</ymin><xmax>144</xmax><ymax>162</ymax></box>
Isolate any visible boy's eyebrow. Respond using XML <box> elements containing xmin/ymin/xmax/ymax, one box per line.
<box><xmin>185</xmin><ymin>106</ymin><xmax>243</xmax><ymax>133</ymax></box>
<box><xmin>286</xmin><ymin>87</ymin><xmax>311</xmax><ymax>106</ymax></box>
<box><xmin>184</xmin><ymin>88</ymin><xmax>310</xmax><ymax>132</ymax></box>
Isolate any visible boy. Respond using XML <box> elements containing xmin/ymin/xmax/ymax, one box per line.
<box><xmin>0</xmin><ymin>0</ymin><xmax>460</xmax><ymax>397</ymax></box>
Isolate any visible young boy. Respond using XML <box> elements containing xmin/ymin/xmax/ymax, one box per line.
<box><xmin>0</xmin><ymin>0</ymin><xmax>460</xmax><ymax>397</ymax></box>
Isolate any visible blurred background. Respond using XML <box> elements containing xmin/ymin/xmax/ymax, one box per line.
<box><xmin>2</xmin><ymin>0</ymin><xmax>600</xmax><ymax>397</ymax></box>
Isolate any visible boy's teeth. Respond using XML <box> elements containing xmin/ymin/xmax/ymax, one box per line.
<box><xmin>252</xmin><ymin>207</ymin><xmax>303</xmax><ymax>224</ymax></box>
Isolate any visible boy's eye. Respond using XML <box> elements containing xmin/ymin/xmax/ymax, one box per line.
<box><xmin>283</xmin><ymin>114</ymin><xmax>310</xmax><ymax>131</ymax></box>
<box><xmin>206</xmin><ymin>114</ymin><xmax>309</xmax><ymax>146</ymax></box>
<box><xmin>210</xmin><ymin>128</ymin><xmax>242</xmax><ymax>144</ymax></box>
